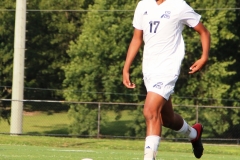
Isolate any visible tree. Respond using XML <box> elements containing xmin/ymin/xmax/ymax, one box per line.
<box><xmin>63</xmin><ymin>0</ymin><xmax>143</xmax><ymax>135</ymax></box>
<box><xmin>0</xmin><ymin>0</ymin><xmax>16</xmax><ymax>122</ymax></box>
<box><xmin>0</xmin><ymin>1</ymin><xmax>15</xmax><ymax>90</ymax></box>
<box><xmin>24</xmin><ymin>0</ymin><xmax>94</xmax><ymax>100</ymax></box>
<box><xmin>222</xmin><ymin>0</ymin><xmax>240</xmax><ymax>138</ymax></box>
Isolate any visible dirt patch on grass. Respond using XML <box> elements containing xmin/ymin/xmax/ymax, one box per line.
<box><xmin>23</xmin><ymin>111</ymin><xmax>41</xmax><ymax>116</ymax></box>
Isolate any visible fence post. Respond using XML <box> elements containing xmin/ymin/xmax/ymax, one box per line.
<box><xmin>196</xmin><ymin>105</ymin><xmax>199</xmax><ymax>123</ymax></box>
<box><xmin>97</xmin><ymin>103</ymin><xmax>101</xmax><ymax>138</ymax></box>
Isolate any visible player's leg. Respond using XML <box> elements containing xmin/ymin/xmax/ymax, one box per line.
<box><xmin>144</xmin><ymin>92</ymin><xmax>166</xmax><ymax>136</ymax></box>
<box><xmin>161</xmin><ymin>97</ymin><xmax>204</xmax><ymax>158</ymax></box>
<box><xmin>143</xmin><ymin>92</ymin><xmax>166</xmax><ymax>160</ymax></box>
<box><xmin>160</xmin><ymin>97</ymin><xmax>183</xmax><ymax>130</ymax></box>
<box><xmin>161</xmin><ymin>97</ymin><xmax>197</xmax><ymax>137</ymax></box>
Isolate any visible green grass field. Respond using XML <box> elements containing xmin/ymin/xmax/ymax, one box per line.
<box><xmin>0</xmin><ymin>110</ymin><xmax>133</xmax><ymax>136</ymax></box>
<box><xmin>0</xmin><ymin>135</ymin><xmax>239</xmax><ymax>160</ymax></box>
<box><xmin>0</xmin><ymin>112</ymin><xmax>239</xmax><ymax>159</ymax></box>
<box><xmin>0</xmin><ymin>112</ymin><xmax>70</xmax><ymax>134</ymax></box>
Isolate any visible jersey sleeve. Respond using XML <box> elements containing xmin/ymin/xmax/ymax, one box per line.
<box><xmin>132</xmin><ymin>1</ymin><xmax>143</xmax><ymax>30</ymax></box>
<box><xmin>179</xmin><ymin>1</ymin><xmax>201</xmax><ymax>28</ymax></box>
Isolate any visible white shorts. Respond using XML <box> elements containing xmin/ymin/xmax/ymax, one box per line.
<box><xmin>143</xmin><ymin>75</ymin><xmax>178</xmax><ymax>100</ymax></box>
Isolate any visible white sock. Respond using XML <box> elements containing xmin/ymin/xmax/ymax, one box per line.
<box><xmin>144</xmin><ymin>135</ymin><xmax>160</xmax><ymax>160</ymax></box>
<box><xmin>176</xmin><ymin>120</ymin><xmax>197</xmax><ymax>140</ymax></box>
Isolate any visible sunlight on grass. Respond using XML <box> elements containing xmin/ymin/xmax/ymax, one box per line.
<box><xmin>0</xmin><ymin>110</ymin><xmax>134</xmax><ymax>136</ymax></box>
<box><xmin>0</xmin><ymin>112</ymin><xmax>70</xmax><ymax>134</ymax></box>
<box><xmin>23</xmin><ymin>112</ymin><xmax>70</xmax><ymax>134</ymax></box>
<box><xmin>0</xmin><ymin>110</ymin><xmax>135</xmax><ymax>136</ymax></box>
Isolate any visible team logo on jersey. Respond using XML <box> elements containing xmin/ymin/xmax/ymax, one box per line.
<box><xmin>153</xmin><ymin>82</ymin><xmax>163</xmax><ymax>89</ymax></box>
<box><xmin>143</xmin><ymin>11</ymin><xmax>148</xmax><ymax>15</ymax></box>
<box><xmin>161</xmin><ymin>11</ymin><xmax>171</xmax><ymax>19</ymax></box>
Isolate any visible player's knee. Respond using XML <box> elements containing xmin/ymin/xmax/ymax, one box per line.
<box><xmin>143</xmin><ymin>107</ymin><xmax>160</xmax><ymax>121</ymax></box>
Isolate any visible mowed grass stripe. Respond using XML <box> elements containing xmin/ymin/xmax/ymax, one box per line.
<box><xmin>0</xmin><ymin>144</ymin><xmax>239</xmax><ymax>160</ymax></box>
<box><xmin>0</xmin><ymin>135</ymin><xmax>239</xmax><ymax>160</ymax></box>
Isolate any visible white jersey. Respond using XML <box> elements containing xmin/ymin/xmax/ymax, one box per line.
<box><xmin>133</xmin><ymin>0</ymin><xmax>201</xmax><ymax>77</ymax></box>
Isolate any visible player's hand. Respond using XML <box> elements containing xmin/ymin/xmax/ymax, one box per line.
<box><xmin>189</xmin><ymin>58</ymin><xmax>208</xmax><ymax>74</ymax></box>
<box><xmin>123</xmin><ymin>71</ymin><xmax>136</xmax><ymax>89</ymax></box>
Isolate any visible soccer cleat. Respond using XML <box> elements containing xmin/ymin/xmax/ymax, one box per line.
<box><xmin>191</xmin><ymin>123</ymin><xmax>204</xmax><ymax>159</ymax></box>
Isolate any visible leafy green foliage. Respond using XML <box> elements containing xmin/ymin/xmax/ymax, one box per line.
<box><xmin>63</xmin><ymin>0</ymin><xmax>143</xmax><ymax>135</ymax></box>
<box><xmin>0</xmin><ymin>1</ymin><xmax>15</xmax><ymax>87</ymax></box>
<box><xmin>63</xmin><ymin>0</ymin><xmax>142</xmax><ymax>102</ymax></box>
<box><xmin>0</xmin><ymin>0</ymin><xmax>16</xmax><ymax>122</ymax></box>
<box><xmin>68</xmin><ymin>104</ymin><xmax>98</xmax><ymax>135</ymax></box>
<box><xmin>24</xmin><ymin>0</ymin><xmax>92</xmax><ymax>99</ymax></box>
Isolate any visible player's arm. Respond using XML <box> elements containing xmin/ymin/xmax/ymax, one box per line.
<box><xmin>123</xmin><ymin>28</ymin><xmax>143</xmax><ymax>88</ymax></box>
<box><xmin>189</xmin><ymin>22</ymin><xmax>211</xmax><ymax>74</ymax></box>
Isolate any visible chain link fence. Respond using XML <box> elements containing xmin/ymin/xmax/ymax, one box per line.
<box><xmin>0</xmin><ymin>99</ymin><xmax>239</xmax><ymax>145</ymax></box>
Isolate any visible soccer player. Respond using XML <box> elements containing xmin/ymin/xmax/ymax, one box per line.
<box><xmin>122</xmin><ymin>0</ymin><xmax>210</xmax><ymax>159</ymax></box>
